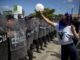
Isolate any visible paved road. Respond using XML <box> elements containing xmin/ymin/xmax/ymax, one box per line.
<box><xmin>33</xmin><ymin>38</ymin><xmax>61</xmax><ymax>60</ymax></box>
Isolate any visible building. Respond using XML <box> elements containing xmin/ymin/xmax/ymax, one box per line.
<box><xmin>12</xmin><ymin>5</ymin><xmax>24</xmax><ymax>19</ymax></box>
<box><xmin>1</xmin><ymin>5</ymin><xmax>25</xmax><ymax>19</ymax></box>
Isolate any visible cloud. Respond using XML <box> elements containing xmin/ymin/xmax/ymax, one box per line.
<box><xmin>68</xmin><ymin>0</ymin><xmax>73</xmax><ymax>2</ymax></box>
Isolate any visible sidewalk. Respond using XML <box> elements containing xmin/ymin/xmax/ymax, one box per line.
<box><xmin>33</xmin><ymin>38</ymin><xmax>61</xmax><ymax>60</ymax></box>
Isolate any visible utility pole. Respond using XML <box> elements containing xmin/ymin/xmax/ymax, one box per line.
<box><xmin>71</xmin><ymin>5</ymin><xmax>74</xmax><ymax>15</ymax></box>
<box><xmin>78</xmin><ymin>0</ymin><xmax>80</xmax><ymax>18</ymax></box>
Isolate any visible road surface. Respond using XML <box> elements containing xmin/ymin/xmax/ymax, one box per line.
<box><xmin>33</xmin><ymin>38</ymin><xmax>61</xmax><ymax>60</ymax></box>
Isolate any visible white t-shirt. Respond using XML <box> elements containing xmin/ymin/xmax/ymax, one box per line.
<box><xmin>53</xmin><ymin>23</ymin><xmax>73</xmax><ymax>45</ymax></box>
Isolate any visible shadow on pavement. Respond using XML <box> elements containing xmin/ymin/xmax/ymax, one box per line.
<box><xmin>46</xmin><ymin>51</ymin><xmax>54</xmax><ymax>53</ymax></box>
<box><xmin>50</xmin><ymin>52</ymin><xmax>61</xmax><ymax>59</ymax></box>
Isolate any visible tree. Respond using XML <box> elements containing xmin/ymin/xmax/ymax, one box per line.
<box><xmin>31</xmin><ymin>8</ymin><xmax>55</xmax><ymax>21</ymax></box>
<box><xmin>53</xmin><ymin>14</ymin><xmax>63</xmax><ymax>22</ymax></box>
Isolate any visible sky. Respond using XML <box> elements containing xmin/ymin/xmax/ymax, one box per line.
<box><xmin>0</xmin><ymin>0</ymin><xmax>79</xmax><ymax>16</ymax></box>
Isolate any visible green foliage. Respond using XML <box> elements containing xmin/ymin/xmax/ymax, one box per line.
<box><xmin>13</xmin><ymin>5</ymin><xmax>17</xmax><ymax>11</ymax></box>
<box><xmin>53</xmin><ymin>14</ymin><xmax>63</xmax><ymax>21</ymax></box>
<box><xmin>3</xmin><ymin>11</ymin><xmax>12</xmax><ymax>16</ymax></box>
<box><xmin>30</xmin><ymin>8</ymin><xmax>63</xmax><ymax>22</ymax></box>
<box><xmin>31</xmin><ymin>8</ymin><xmax>55</xmax><ymax>21</ymax></box>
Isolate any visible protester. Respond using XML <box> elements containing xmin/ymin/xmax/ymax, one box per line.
<box><xmin>72</xmin><ymin>17</ymin><xmax>80</xmax><ymax>45</ymax></box>
<box><xmin>40</xmin><ymin>11</ymin><xmax>79</xmax><ymax>60</ymax></box>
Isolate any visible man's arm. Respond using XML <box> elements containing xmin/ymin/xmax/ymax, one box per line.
<box><xmin>40</xmin><ymin>12</ymin><xmax>55</xmax><ymax>26</ymax></box>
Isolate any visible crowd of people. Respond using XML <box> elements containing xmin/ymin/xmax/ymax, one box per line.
<box><xmin>0</xmin><ymin>11</ymin><xmax>80</xmax><ymax>60</ymax></box>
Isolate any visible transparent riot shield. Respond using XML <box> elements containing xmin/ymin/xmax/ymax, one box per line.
<box><xmin>43</xmin><ymin>19</ymin><xmax>47</xmax><ymax>37</ymax></box>
<box><xmin>0</xmin><ymin>15</ymin><xmax>8</xmax><ymax>60</ymax></box>
<box><xmin>39</xmin><ymin>19</ymin><xmax>46</xmax><ymax>38</ymax></box>
<box><xmin>42</xmin><ymin>20</ymin><xmax>47</xmax><ymax>37</ymax></box>
<box><xmin>25</xmin><ymin>16</ymin><xmax>34</xmax><ymax>51</ymax></box>
<box><xmin>51</xmin><ymin>26</ymin><xmax>55</xmax><ymax>38</ymax></box>
<box><xmin>32</xmin><ymin>17</ymin><xmax>40</xmax><ymax>40</ymax></box>
<box><xmin>7</xmin><ymin>18</ymin><xmax>27</xmax><ymax>60</ymax></box>
<box><xmin>45</xmin><ymin>23</ymin><xmax>49</xmax><ymax>37</ymax></box>
<box><xmin>46</xmin><ymin>24</ymin><xmax>49</xmax><ymax>37</ymax></box>
<box><xmin>48</xmin><ymin>25</ymin><xmax>53</xmax><ymax>40</ymax></box>
<box><xmin>45</xmin><ymin>24</ymin><xmax>51</xmax><ymax>42</ymax></box>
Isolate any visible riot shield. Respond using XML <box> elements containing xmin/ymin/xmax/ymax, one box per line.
<box><xmin>7</xmin><ymin>18</ymin><xmax>27</xmax><ymax>60</ymax></box>
<box><xmin>48</xmin><ymin>25</ymin><xmax>53</xmax><ymax>40</ymax></box>
<box><xmin>32</xmin><ymin>17</ymin><xmax>40</xmax><ymax>40</ymax></box>
<box><xmin>51</xmin><ymin>26</ymin><xmax>55</xmax><ymax>39</ymax></box>
<box><xmin>25</xmin><ymin>16</ymin><xmax>34</xmax><ymax>50</ymax></box>
<box><xmin>43</xmin><ymin>19</ymin><xmax>47</xmax><ymax>37</ymax></box>
<box><xmin>39</xmin><ymin>19</ymin><xmax>46</xmax><ymax>38</ymax></box>
<box><xmin>0</xmin><ymin>15</ymin><xmax>8</xmax><ymax>60</ymax></box>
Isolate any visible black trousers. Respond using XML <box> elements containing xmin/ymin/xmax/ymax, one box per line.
<box><xmin>61</xmin><ymin>43</ymin><xmax>78</xmax><ymax>60</ymax></box>
<box><xmin>33</xmin><ymin>39</ymin><xmax>39</xmax><ymax>51</ymax></box>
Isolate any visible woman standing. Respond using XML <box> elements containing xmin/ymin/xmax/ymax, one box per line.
<box><xmin>40</xmin><ymin>12</ymin><xmax>79</xmax><ymax>60</ymax></box>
